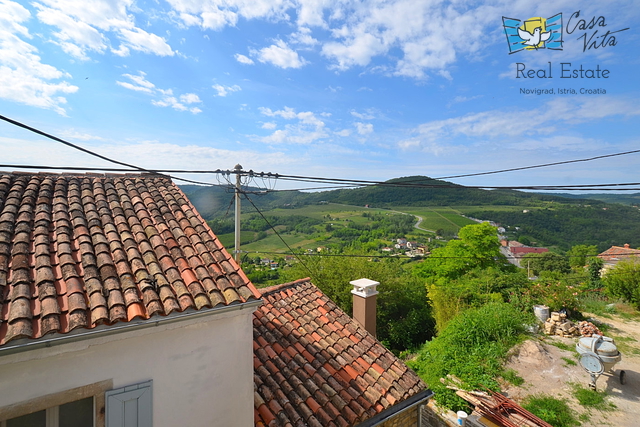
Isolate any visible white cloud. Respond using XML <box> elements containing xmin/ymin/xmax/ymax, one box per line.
<box><xmin>157</xmin><ymin>0</ymin><xmax>640</xmax><ymax>81</ymax></box>
<box><xmin>212</xmin><ymin>84</ymin><xmax>241</xmax><ymax>97</ymax></box>
<box><xmin>252</xmin><ymin>39</ymin><xmax>307</xmax><ymax>69</ymax></box>
<box><xmin>335</xmin><ymin>129</ymin><xmax>351</xmax><ymax>137</ymax></box>
<box><xmin>508</xmin><ymin>136</ymin><xmax>603</xmax><ymax>152</ymax></box>
<box><xmin>34</xmin><ymin>4</ymin><xmax>106</xmax><ymax>60</ymax></box>
<box><xmin>355</xmin><ymin>122</ymin><xmax>373</xmax><ymax>135</ymax></box>
<box><xmin>117</xmin><ymin>27</ymin><xmax>174</xmax><ymax>56</ymax></box>
<box><xmin>234</xmin><ymin>53</ymin><xmax>254</xmax><ymax>65</ymax></box>
<box><xmin>0</xmin><ymin>0</ymin><xmax>78</xmax><ymax>115</ymax></box>
<box><xmin>165</xmin><ymin>0</ymin><xmax>291</xmax><ymax>30</ymax></box>
<box><xmin>34</xmin><ymin>0</ymin><xmax>174</xmax><ymax>60</ymax></box>
<box><xmin>447</xmin><ymin>95</ymin><xmax>482</xmax><ymax>107</ymax></box>
<box><xmin>0</xmin><ymin>135</ymin><xmax>294</xmax><ymax>175</ymax></box>
<box><xmin>400</xmin><ymin>97</ymin><xmax>640</xmax><ymax>151</ymax></box>
<box><xmin>117</xmin><ymin>71</ymin><xmax>202</xmax><ymax>114</ymax></box>
<box><xmin>256</xmin><ymin>105</ymin><xmax>328</xmax><ymax>144</ymax></box>
<box><xmin>59</xmin><ymin>129</ymin><xmax>106</xmax><ymax>141</ymax></box>
<box><xmin>180</xmin><ymin>93</ymin><xmax>201</xmax><ymax>104</ymax></box>
<box><xmin>289</xmin><ymin>27</ymin><xmax>318</xmax><ymax>46</ymax></box>
<box><xmin>351</xmin><ymin>110</ymin><xmax>375</xmax><ymax>120</ymax></box>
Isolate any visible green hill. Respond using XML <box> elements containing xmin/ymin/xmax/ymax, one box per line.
<box><xmin>180</xmin><ymin>175</ymin><xmax>598</xmax><ymax>219</ymax></box>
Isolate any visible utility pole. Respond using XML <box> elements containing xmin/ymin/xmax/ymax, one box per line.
<box><xmin>234</xmin><ymin>164</ymin><xmax>242</xmax><ymax>262</ymax></box>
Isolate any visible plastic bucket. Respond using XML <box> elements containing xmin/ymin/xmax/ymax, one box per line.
<box><xmin>534</xmin><ymin>305</ymin><xmax>550</xmax><ymax>322</ymax></box>
<box><xmin>457</xmin><ymin>411</ymin><xmax>468</xmax><ymax>426</ymax></box>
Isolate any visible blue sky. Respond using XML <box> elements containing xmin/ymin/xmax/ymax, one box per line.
<box><xmin>1</xmin><ymin>0</ymin><xmax>639</xmax><ymax>191</ymax></box>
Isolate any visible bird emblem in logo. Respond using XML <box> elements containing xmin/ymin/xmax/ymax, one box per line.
<box><xmin>502</xmin><ymin>13</ymin><xmax>563</xmax><ymax>54</ymax></box>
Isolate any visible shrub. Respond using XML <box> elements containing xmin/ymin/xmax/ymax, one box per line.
<box><xmin>408</xmin><ymin>303</ymin><xmax>533</xmax><ymax>410</ymax></box>
<box><xmin>604</xmin><ymin>259</ymin><xmax>640</xmax><ymax>309</ymax></box>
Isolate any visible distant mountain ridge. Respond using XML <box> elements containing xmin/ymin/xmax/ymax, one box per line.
<box><xmin>180</xmin><ymin>175</ymin><xmax>601</xmax><ymax>219</ymax></box>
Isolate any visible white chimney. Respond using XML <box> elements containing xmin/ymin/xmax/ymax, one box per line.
<box><xmin>350</xmin><ymin>278</ymin><xmax>379</xmax><ymax>337</ymax></box>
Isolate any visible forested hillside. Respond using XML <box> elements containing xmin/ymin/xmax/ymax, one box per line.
<box><xmin>181</xmin><ymin>176</ymin><xmax>640</xmax><ymax>250</ymax></box>
<box><xmin>180</xmin><ymin>175</ymin><xmax>596</xmax><ymax>218</ymax></box>
<box><xmin>468</xmin><ymin>204</ymin><xmax>640</xmax><ymax>251</ymax></box>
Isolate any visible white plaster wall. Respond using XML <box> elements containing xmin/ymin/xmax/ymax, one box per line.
<box><xmin>0</xmin><ymin>307</ymin><xmax>256</xmax><ymax>427</ymax></box>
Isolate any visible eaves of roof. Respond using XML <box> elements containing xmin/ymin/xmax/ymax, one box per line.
<box><xmin>0</xmin><ymin>172</ymin><xmax>261</xmax><ymax>349</ymax></box>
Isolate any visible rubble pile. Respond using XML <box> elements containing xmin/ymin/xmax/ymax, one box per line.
<box><xmin>543</xmin><ymin>312</ymin><xmax>581</xmax><ymax>337</ymax></box>
<box><xmin>578</xmin><ymin>321</ymin><xmax>603</xmax><ymax>337</ymax></box>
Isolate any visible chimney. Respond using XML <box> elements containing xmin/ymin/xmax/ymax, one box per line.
<box><xmin>624</xmin><ymin>243</ymin><xmax>630</xmax><ymax>249</ymax></box>
<box><xmin>350</xmin><ymin>278</ymin><xmax>379</xmax><ymax>337</ymax></box>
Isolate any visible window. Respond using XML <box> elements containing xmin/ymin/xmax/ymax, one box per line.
<box><xmin>1</xmin><ymin>397</ymin><xmax>94</xmax><ymax>427</ymax></box>
<box><xmin>105</xmin><ymin>381</ymin><xmax>152</xmax><ymax>427</ymax></box>
<box><xmin>0</xmin><ymin>380</ymin><xmax>150</xmax><ymax>427</ymax></box>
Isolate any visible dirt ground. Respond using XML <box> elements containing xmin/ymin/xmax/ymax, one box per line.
<box><xmin>502</xmin><ymin>313</ymin><xmax>640</xmax><ymax>427</ymax></box>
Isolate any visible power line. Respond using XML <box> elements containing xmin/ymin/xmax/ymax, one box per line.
<box><xmin>0</xmin><ymin>115</ymin><xmax>640</xmax><ymax>190</ymax></box>
<box><xmin>434</xmin><ymin>149</ymin><xmax>640</xmax><ymax>180</ymax></box>
<box><xmin>4</xmin><ymin>163</ymin><xmax>640</xmax><ymax>191</ymax></box>
<box><xmin>241</xmin><ymin>191</ymin><xmax>314</xmax><ymax>278</ymax></box>
<box><xmin>0</xmin><ymin>117</ymin><xmax>218</xmax><ymax>187</ymax></box>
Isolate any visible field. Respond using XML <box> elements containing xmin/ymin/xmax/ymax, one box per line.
<box><xmin>212</xmin><ymin>203</ymin><xmax>531</xmax><ymax>255</ymax></box>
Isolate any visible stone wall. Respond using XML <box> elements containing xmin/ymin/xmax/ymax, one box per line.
<box><xmin>377</xmin><ymin>400</ymin><xmax>456</xmax><ymax>427</ymax></box>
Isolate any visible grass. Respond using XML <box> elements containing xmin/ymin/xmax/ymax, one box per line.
<box><xmin>546</xmin><ymin>339</ymin><xmax>574</xmax><ymax>352</ymax></box>
<box><xmin>611</xmin><ymin>335</ymin><xmax>640</xmax><ymax>356</ymax></box>
<box><xmin>580</xmin><ymin>294</ymin><xmax>616</xmax><ymax>317</ymax></box>
<box><xmin>501</xmin><ymin>368</ymin><xmax>525</xmax><ymax>386</ymax></box>
<box><xmin>572</xmin><ymin>384</ymin><xmax>616</xmax><ymax>411</ymax></box>
<box><xmin>522</xmin><ymin>394</ymin><xmax>581</xmax><ymax>427</ymax></box>
<box><xmin>401</xmin><ymin>207</ymin><xmax>476</xmax><ymax>235</ymax></box>
<box><xmin>562</xmin><ymin>356</ymin><xmax>577</xmax><ymax>366</ymax></box>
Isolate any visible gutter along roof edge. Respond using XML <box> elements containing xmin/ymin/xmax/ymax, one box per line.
<box><xmin>353</xmin><ymin>389</ymin><xmax>435</xmax><ymax>427</ymax></box>
<box><xmin>0</xmin><ymin>299</ymin><xmax>262</xmax><ymax>357</ymax></box>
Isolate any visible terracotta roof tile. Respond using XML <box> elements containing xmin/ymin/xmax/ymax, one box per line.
<box><xmin>0</xmin><ymin>173</ymin><xmax>259</xmax><ymax>347</ymax></box>
<box><xmin>253</xmin><ymin>278</ymin><xmax>428</xmax><ymax>426</ymax></box>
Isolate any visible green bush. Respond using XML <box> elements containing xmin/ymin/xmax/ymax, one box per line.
<box><xmin>522</xmin><ymin>394</ymin><xmax>580</xmax><ymax>427</ymax></box>
<box><xmin>604</xmin><ymin>259</ymin><xmax>640</xmax><ymax>309</ymax></box>
<box><xmin>408</xmin><ymin>303</ymin><xmax>533</xmax><ymax>410</ymax></box>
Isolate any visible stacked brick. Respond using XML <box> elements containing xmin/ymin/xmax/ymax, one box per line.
<box><xmin>578</xmin><ymin>321</ymin><xmax>603</xmax><ymax>337</ymax></box>
<box><xmin>543</xmin><ymin>312</ymin><xmax>580</xmax><ymax>337</ymax></box>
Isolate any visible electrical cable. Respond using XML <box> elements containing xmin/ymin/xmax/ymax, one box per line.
<box><xmin>0</xmin><ymin>117</ymin><xmax>220</xmax><ymax>187</ymax></box>
<box><xmin>241</xmin><ymin>191</ymin><xmax>315</xmax><ymax>278</ymax></box>
<box><xmin>3</xmin><ymin>114</ymin><xmax>640</xmax><ymax>190</ymax></box>
<box><xmin>433</xmin><ymin>149</ymin><xmax>640</xmax><ymax>180</ymax></box>
<box><xmin>3</xmin><ymin>163</ymin><xmax>640</xmax><ymax>191</ymax></box>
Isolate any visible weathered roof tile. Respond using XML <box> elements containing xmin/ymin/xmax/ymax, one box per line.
<box><xmin>0</xmin><ymin>173</ymin><xmax>259</xmax><ymax>347</ymax></box>
<box><xmin>253</xmin><ymin>278</ymin><xmax>428</xmax><ymax>426</ymax></box>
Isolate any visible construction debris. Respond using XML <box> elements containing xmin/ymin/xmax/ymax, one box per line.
<box><xmin>455</xmin><ymin>390</ymin><xmax>554</xmax><ymax>427</ymax></box>
<box><xmin>441</xmin><ymin>375</ymin><xmax>553</xmax><ymax>427</ymax></box>
<box><xmin>543</xmin><ymin>312</ymin><xmax>580</xmax><ymax>337</ymax></box>
<box><xmin>578</xmin><ymin>321</ymin><xmax>603</xmax><ymax>337</ymax></box>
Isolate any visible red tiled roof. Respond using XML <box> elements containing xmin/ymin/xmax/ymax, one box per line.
<box><xmin>598</xmin><ymin>245</ymin><xmax>640</xmax><ymax>263</ymax></box>
<box><xmin>510</xmin><ymin>247</ymin><xmax>548</xmax><ymax>255</ymax></box>
<box><xmin>0</xmin><ymin>173</ymin><xmax>260</xmax><ymax>347</ymax></box>
<box><xmin>253</xmin><ymin>278</ymin><xmax>427</xmax><ymax>427</ymax></box>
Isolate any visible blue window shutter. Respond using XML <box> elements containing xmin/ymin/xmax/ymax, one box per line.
<box><xmin>105</xmin><ymin>380</ymin><xmax>152</xmax><ymax>427</ymax></box>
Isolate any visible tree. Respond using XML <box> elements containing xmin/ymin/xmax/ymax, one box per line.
<box><xmin>587</xmin><ymin>257</ymin><xmax>604</xmax><ymax>290</ymax></box>
<box><xmin>567</xmin><ymin>244</ymin><xmax>599</xmax><ymax>269</ymax></box>
<box><xmin>414</xmin><ymin>222</ymin><xmax>506</xmax><ymax>280</ymax></box>
<box><xmin>521</xmin><ymin>252</ymin><xmax>570</xmax><ymax>276</ymax></box>
<box><xmin>604</xmin><ymin>259</ymin><xmax>640</xmax><ymax>308</ymax></box>
<box><xmin>281</xmin><ymin>253</ymin><xmax>434</xmax><ymax>352</ymax></box>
